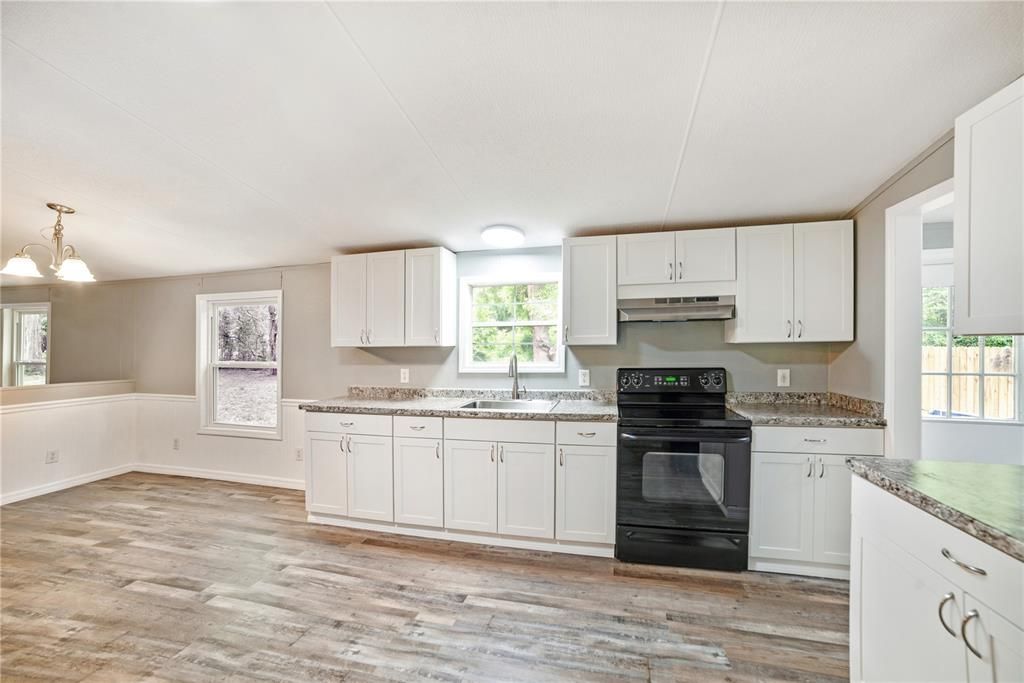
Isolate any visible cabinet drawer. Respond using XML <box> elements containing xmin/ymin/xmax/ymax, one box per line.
<box><xmin>444</xmin><ymin>418</ymin><xmax>554</xmax><ymax>444</ymax></box>
<box><xmin>854</xmin><ymin>476</ymin><xmax>1023</xmax><ymax>626</ymax></box>
<box><xmin>556</xmin><ymin>421</ymin><xmax>617</xmax><ymax>447</ymax></box>
<box><xmin>394</xmin><ymin>415</ymin><xmax>443</xmax><ymax>439</ymax></box>
<box><xmin>306</xmin><ymin>412</ymin><xmax>393</xmax><ymax>436</ymax></box>
<box><xmin>753</xmin><ymin>426</ymin><xmax>882</xmax><ymax>455</ymax></box>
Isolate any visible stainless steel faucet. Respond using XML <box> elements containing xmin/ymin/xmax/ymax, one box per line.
<box><xmin>508</xmin><ymin>354</ymin><xmax>524</xmax><ymax>399</ymax></box>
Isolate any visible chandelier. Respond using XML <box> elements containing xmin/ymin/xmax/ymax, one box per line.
<box><xmin>1</xmin><ymin>203</ymin><xmax>95</xmax><ymax>282</ymax></box>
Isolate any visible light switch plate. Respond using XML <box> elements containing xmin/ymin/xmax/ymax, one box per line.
<box><xmin>578</xmin><ymin>369</ymin><xmax>591</xmax><ymax>387</ymax></box>
<box><xmin>400</xmin><ymin>368</ymin><xmax>410</xmax><ymax>384</ymax></box>
<box><xmin>777</xmin><ymin>368</ymin><xmax>791</xmax><ymax>387</ymax></box>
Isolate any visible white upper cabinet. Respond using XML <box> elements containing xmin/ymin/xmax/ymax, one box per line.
<box><xmin>727</xmin><ymin>224</ymin><xmax>794</xmax><ymax>343</ymax></box>
<box><xmin>404</xmin><ymin>247</ymin><xmax>456</xmax><ymax>346</ymax></box>
<box><xmin>726</xmin><ymin>220</ymin><xmax>853</xmax><ymax>343</ymax></box>
<box><xmin>793</xmin><ymin>220</ymin><xmax>854</xmax><ymax>342</ymax></box>
<box><xmin>330</xmin><ymin>254</ymin><xmax>367</xmax><ymax>347</ymax></box>
<box><xmin>365</xmin><ymin>250</ymin><xmax>406</xmax><ymax>347</ymax></box>
<box><xmin>954</xmin><ymin>76</ymin><xmax>1023</xmax><ymax>335</ymax></box>
<box><xmin>675</xmin><ymin>228</ymin><xmax>736</xmax><ymax>283</ymax></box>
<box><xmin>562</xmin><ymin>235</ymin><xmax>617</xmax><ymax>346</ymax></box>
<box><xmin>617</xmin><ymin>232</ymin><xmax>675</xmax><ymax>285</ymax></box>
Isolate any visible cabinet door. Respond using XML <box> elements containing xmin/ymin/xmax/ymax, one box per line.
<box><xmin>793</xmin><ymin>220</ymin><xmax>853</xmax><ymax>342</ymax></box>
<box><xmin>305</xmin><ymin>433</ymin><xmax>348</xmax><ymax>515</ymax></box>
<box><xmin>498</xmin><ymin>442</ymin><xmax>555</xmax><ymax>539</ymax></box>
<box><xmin>556</xmin><ymin>444</ymin><xmax>616</xmax><ymax>543</ymax></box>
<box><xmin>562</xmin><ymin>236</ymin><xmax>617</xmax><ymax>346</ymax></box>
<box><xmin>330</xmin><ymin>254</ymin><xmax>367</xmax><ymax>347</ymax></box>
<box><xmin>393</xmin><ymin>437</ymin><xmax>443</xmax><ymax>528</ymax></box>
<box><xmin>858</xmin><ymin>533</ymin><xmax>967</xmax><ymax>682</ymax></box>
<box><xmin>444</xmin><ymin>440</ymin><xmax>497</xmax><ymax>533</ymax></box>
<box><xmin>405</xmin><ymin>247</ymin><xmax>455</xmax><ymax>347</ymax></box>
<box><xmin>366</xmin><ymin>250</ymin><xmax>405</xmax><ymax>346</ymax></box>
<box><xmin>954</xmin><ymin>77</ymin><xmax>1023</xmax><ymax>335</ymax></box>
<box><xmin>617</xmin><ymin>232</ymin><xmax>676</xmax><ymax>285</ymax></box>
<box><xmin>812</xmin><ymin>454</ymin><xmax>853</xmax><ymax>566</ymax></box>
<box><xmin>727</xmin><ymin>224</ymin><xmax>794</xmax><ymax>343</ymax></box>
<box><xmin>674</xmin><ymin>228</ymin><xmax>736</xmax><ymax>283</ymax></box>
<box><xmin>346</xmin><ymin>434</ymin><xmax>394</xmax><ymax>522</ymax></box>
<box><xmin>963</xmin><ymin>594</ymin><xmax>1024</xmax><ymax>683</ymax></box>
<box><xmin>749</xmin><ymin>452</ymin><xmax>814</xmax><ymax>562</ymax></box>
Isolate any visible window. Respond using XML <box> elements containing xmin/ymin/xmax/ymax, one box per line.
<box><xmin>922</xmin><ymin>286</ymin><xmax>1020</xmax><ymax>421</ymax></box>
<box><xmin>459</xmin><ymin>275</ymin><xmax>563</xmax><ymax>373</ymax></box>
<box><xmin>196</xmin><ymin>291</ymin><xmax>282</xmax><ymax>439</ymax></box>
<box><xmin>1</xmin><ymin>304</ymin><xmax>49</xmax><ymax>387</ymax></box>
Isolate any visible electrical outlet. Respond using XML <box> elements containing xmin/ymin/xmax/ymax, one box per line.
<box><xmin>777</xmin><ymin>368</ymin><xmax>791</xmax><ymax>388</ymax></box>
<box><xmin>400</xmin><ymin>368</ymin><xmax>410</xmax><ymax>384</ymax></box>
<box><xmin>45</xmin><ymin>450</ymin><xmax>59</xmax><ymax>464</ymax></box>
<box><xmin>172</xmin><ymin>438</ymin><xmax>181</xmax><ymax>451</ymax></box>
<box><xmin>578</xmin><ymin>369</ymin><xmax>591</xmax><ymax>387</ymax></box>
<box><xmin>295</xmin><ymin>448</ymin><xmax>304</xmax><ymax>462</ymax></box>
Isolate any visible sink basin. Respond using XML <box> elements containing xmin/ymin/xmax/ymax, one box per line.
<box><xmin>457</xmin><ymin>399</ymin><xmax>557</xmax><ymax>412</ymax></box>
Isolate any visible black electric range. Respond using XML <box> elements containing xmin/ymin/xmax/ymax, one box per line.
<box><xmin>615</xmin><ymin>367</ymin><xmax>752</xmax><ymax>571</ymax></box>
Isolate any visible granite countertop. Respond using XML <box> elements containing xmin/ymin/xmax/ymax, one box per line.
<box><xmin>847</xmin><ymin>458</ymin><xmax>1024</xmax><ymax>562</ymax></box>
<box><xmin>729</xmin><ymin>402</ymin><xmax>886</xmax><ymax>428</ymax></box>
<box><xmin>298</xmin><ymin>396</ymin><xmax>618</xmax><ymax>422</ymax></box>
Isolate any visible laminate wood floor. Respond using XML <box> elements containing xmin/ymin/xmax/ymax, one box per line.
<box><xmin>1</xmin><ymin>473</ymin><xmax>849</xmax><ymax>682</ymax></box>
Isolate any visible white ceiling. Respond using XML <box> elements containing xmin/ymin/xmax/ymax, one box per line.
<box><xmin>2</xmin><ymin>1</ymin><xmax>1021</xmax><ymax>281</ymax></box>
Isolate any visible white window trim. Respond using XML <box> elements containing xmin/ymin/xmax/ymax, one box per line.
<box><xmin>2</xmin><ymin>303</ymin><xmax>50</xmax><ymax>387</ymax></box>
<box><xmin>196</xmin><ymin>290</ymin><xmax>282</xmax><ymax>440</ymax></box>
<box><xmin>458</xmin><ymin>273</ymin><xmax>565</xmax><ymax>374</ymax></box>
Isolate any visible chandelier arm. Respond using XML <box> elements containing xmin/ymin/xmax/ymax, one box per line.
<box><xmin>15</xmin><ymin>243</ymin><xmax>57</xmax><ymax>267</ymax></box>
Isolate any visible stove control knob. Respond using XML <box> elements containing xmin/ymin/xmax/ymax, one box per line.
<box><xmin>631</xmin><ymin>374</ymin><xmax>643</xmax><ymax>387</ymax></box>
<box><xmin>699</xmin><ymin>374</ymin><xmax>710</xmax><ymax>387</ymax></box>
<box><xmin>711</xmin><ymin>374</ymin><xmax>723</xmax><ymax>387</ymax></box>
<box><xmin>619</xmin><ymin>374</ymin><xmax>631</xmax><ymax>388</ymax></box>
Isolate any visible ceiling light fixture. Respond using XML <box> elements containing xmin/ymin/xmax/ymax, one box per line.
<box><xmin>481</xmin><ymin>224</ymin><xmax>525</xmax><ymax>249</ymax></box>
<box><xmin>1</xmin><ymin>203</ymin><xmax>95</xmax><ymax>282</ymax></box>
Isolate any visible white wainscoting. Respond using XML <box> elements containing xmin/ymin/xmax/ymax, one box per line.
<box><xmin>1</xmin><ymin>394</ymin><xmax>310</xmax><ymax>505</ymax></box>
<box><xmin>0</xmin><ymin>394</ymin><xmax>137</xmax><ymax>504</ymax></box>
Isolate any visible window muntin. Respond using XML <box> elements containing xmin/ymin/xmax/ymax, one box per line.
<box><xmin>921</xmin><ymin>286</ymin><xmax>1019</xmax><ymax>421</ymax></box>
<box><xmin>14</xmin><ymin>308</ymin><xmax>48</xmax><ymax>386</ymax></box>
<box><xmin>197</xmin><ymin>291</ymin><xmax>281</xmax><ymax>438</ymax></box>
<box><xmin>459</xmin><ymin>276</ymin><xmax>563</xmax><ymax>373</ymax></box>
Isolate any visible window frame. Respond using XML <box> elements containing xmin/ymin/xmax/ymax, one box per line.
<box><xmin>1</xmin><ymin>303</ymin><xmax>50</xmax><ymax>387</ymax></box>
<box><xmin>458</xmin><ymin>273</ymin><xmax>565</xmax><ymax>374</ymax></box>
<box><xmin>921</xmin><ymin>284</ymin><xmax>1021</xmax><ymax>424</ymax></box>
<box><xmin>196</xmin><ymin>290</ymin><xmax>283</xmax><ymax>440</ymax></box>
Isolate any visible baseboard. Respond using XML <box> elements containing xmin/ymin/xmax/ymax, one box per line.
<box><xmin>748</xmin><ymin>557</ymin><xmax>850</xmax><ymax>580</ymax></box>
<box><xmin>132</xmin><ymin>464</ymin><xmax>304</xmax><ymax>490</ymax></box>
<box><xmin>307</xmin><ymin>513</ymin><xmax>615</xmax><ymax>558</ymax></box>
<box><xmin>0</xmin><ymin>464</ymin><xmax>135</xmax><ymax>505</ymax></box>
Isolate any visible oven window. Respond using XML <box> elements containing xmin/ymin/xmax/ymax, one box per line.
<box><xmin>641</xmin><ymin>446</ymin><xmax>726</xmax><ymax>506</ymax></box>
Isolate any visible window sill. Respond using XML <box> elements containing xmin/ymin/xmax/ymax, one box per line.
<box><xmin>198</xmin><ymin>426</ymin><xmax>282</xmax><ymax>441</ymax></box>
<box><xmin>921</xmin><ymin>417</ymin><xmax>1024</xmax><ymax>427</ymax></box>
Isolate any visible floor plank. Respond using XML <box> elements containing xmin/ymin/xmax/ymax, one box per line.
<box><xmin>1</xmin><ymin>473</ymin><xmax>849</xmax><ymax>681</ymax></box>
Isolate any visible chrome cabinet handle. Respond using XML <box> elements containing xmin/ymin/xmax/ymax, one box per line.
<box><xmin>666</xmin><ymin>261</ymin><xmax>672</xmax><ymax>281</ymax></box>
<box><xmin>818</xmin><ymin>458</ymin><xmax>825</xmax><ymax>478</ymax></box>
<box><xmin>339</xmin><ymin>439</ymin><xmax>345</xmax><ymax>452</ymax></box>
<box><xmin>577</xmin><ymin>432</ymin><xmax>596</xmax><ymax>438</ymax></box>
<box><xmin>435</xmin><ymin>443</ymin><xmax>440</xmax><ymax>459</ymax></box>
<box><xmin>499</xmin><ymin>445</ymin><xmax>504</xmax><ymax>463</ymax></box>
<box><xmin>409</xmin><ymin>425</ymin><xmax>426</xmax><ymax>431</ymax></box>
<box><xmin>806</xmin><ymin>457</ymin><xmax>813</xmax><ymax>477</ymax></box>
<box><xmin>345</xmin><ymin>435</ymin><xmax>352</xmax><ymax>454</ymax></box>
<box><xmin>340</xmin><ymin>421</ymin><xmax>355</xmax><ymax>427</ymax></box>
<box><xmin>938</xmin><ymin>592</ymin><xmax>958</xmax><ymax>638</ymax></box>
<box><xmin>367</xmin><ymin>330</ymin><xmax>372</xmax><ymax>344</ymax></box>
<box><xmin>941</xmin><ymin>548</ymin><xmax>988</xmax><ymax>576</ymax></box>
<box><xmin>559</xmin><ymin>448</ymin><xmax>564</xmax><ymax>466</ymax></box>
<box><xmin>564</xmin><ymin>325</ymin><xmax>568</xmax><ymax>339</ymax></box>
<box><xmin>961</xmin><ymin>610</ymin><xmax>982</xmax><ymax>659</ymax></box>
<box><xmin>490</xmin><ymin>444</ymin><xmax>495</xmax><ymax>462</ymax></box>
<box><xmin>678</xmin><ymin>260</ymin><xmax>683</xmax><ymax>279</ymax></box>
<box><xmin>360</xmin><ymin>330</ymin><xmax>366</xmax><ymax>344</ymax></box>
<box><xmin>787</xmin><ymin>320</ymin><xmax>793</xmax><ymax>339</ymax></box>
<box><xmin>804</xmin><ymin>438</ymin><xmax>827</xmax><ymax>443</ymax></box>
<box><xmin>434</xmin><ymin>329</ymin><xmax>439</xmax><ymax>343</ymax></box>
<box><xmin>797</xmin><ymin>320</ymin><xmax>804</xmax><ymax>338</ymax></box>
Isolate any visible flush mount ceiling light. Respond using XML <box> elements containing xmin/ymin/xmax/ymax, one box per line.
<box><xmin>1</xmin><ymin>203</ymin><xmax>95</xmax><ymax>282</ymax></box>
<box><xmin>480</xmin><ymin>224</ymin><xmax>525</xmax><ymax>249</ymax></box>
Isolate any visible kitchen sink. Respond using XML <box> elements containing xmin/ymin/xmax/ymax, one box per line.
<box><xmin>457</xmin><ymin>399</ymin><xmax>557</xmax><ymax>412</ymax></box>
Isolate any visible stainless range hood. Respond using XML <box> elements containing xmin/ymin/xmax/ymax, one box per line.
<box><xmin>617</xmin><ymin>295</ymin><xmax>735</xmax><ymax>322</ymax></box>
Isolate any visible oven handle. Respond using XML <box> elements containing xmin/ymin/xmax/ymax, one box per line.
<box><xmin>619</xmin><ymin>431</ymin><xmax>751</xmax><ymax>445</ymax></box>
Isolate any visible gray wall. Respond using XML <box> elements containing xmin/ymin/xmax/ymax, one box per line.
<box><xmin>1</xmin><ymin>249</ymin><xmax>830</xmax><ymax>398</ymax></box>
<box><xmin>827</xmin><ymin>138</ymin><xmax>954</xmax><ymax>403</ymax></box>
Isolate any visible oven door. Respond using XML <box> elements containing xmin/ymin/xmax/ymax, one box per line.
<box><xmin>617</xmin><ymin>426</ymin><xmax>750</xmax><ymax>533</ymax></box>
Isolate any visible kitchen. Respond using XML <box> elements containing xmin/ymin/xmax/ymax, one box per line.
<box><xmin>0</xmin><ymin>2</ymin><xmax>1021</xmax><ymax>681</ymax></box>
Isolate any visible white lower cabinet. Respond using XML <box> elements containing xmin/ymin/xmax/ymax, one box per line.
<box><xmin>444</xmin><ymin>439</ymin><xmax>498</xmax><ymax>533</ymax></box>
<box><xmin>556</xmin><ymin>444</ymin><xmax>616</xmax><ymax>543</ymax></box>
<box><xmin>346</xmin><ymin>434</ymin><xmax>394</xmax><ymax>522</ymax></box>
<box><xmin>812</xmin><ymin>455</ymin><xmax>853</xmax><ymax>565</ymax></box>
<box><xmin>393</xmin><ymin>437</ymin><xmax>443</xmax><ymax>528</ymax></box>
<box><xmin>498</xmin><ymin>442</ymin><xmax>555</xmax><ymax>539</ymax></box>
<box><xmin>305</xmin><ymin>432</ymin><xmax>348</xmax><ymax>516</ymax></box>
<box><xmin>749</xmin><ymin>452</ymin><xmax>815</xmax><ymax>562</ymax></box>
